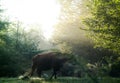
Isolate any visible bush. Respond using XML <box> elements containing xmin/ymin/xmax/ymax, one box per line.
<box><xmin>0</xmin><ymin>46</ymin><xmax>25</xmax><ymax>77</ymax></box>
<box><xmin>109</xmin><ymin>59</ymin><xmax>120</xmax><ymax>77</ymax></box>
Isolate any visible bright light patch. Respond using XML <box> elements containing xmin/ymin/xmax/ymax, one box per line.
<box><xmin>1</xmin><ymin>0</ymin><xmax>61</xmax><ymax>40</ymax></box>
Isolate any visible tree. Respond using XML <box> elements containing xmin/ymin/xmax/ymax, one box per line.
<box><xmin>52</xmin><ymin>0</ymin><xmax>91</xmax><ymax>54</ymax></box>
<box><xmin>84</xmin><ymin>0</ymin><xmax>120</xmax><ymax>77</ymax></box>
<box><xmin>0</xmin><ymin>5</ymin><xmax>20</xmax><ymax>76</ymax></box>
<box><xmin>0</xmin><ymin>9</ymin><xmax>44</xmax><ymax>76</ymax></box>
<box><xmin>84</xmin><ymin>0</ymin><xmax>120</xmax><ymax>54</ymax></box>
<box><xmin>52</xmin><ymin>0</ymin><xmax>107</xmax><ymax>63</ymax></box>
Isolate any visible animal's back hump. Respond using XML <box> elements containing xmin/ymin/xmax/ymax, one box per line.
<box><xmin>33</xmin><ymin>52</ymin><xmax>57</xmax><ymax>63</ymax></box>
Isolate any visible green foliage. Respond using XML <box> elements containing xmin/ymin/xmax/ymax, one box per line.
<box><xmin>83</xmin><ymin>0</ymin><xmax>120</xmax><ymax>78</ymax></box>
<box><xmin>7</xmin><ymin>24</ymin><xmax>43</xmax><ymax>59</ymax></box>
<box><xmin>84</xmin><ymin>0</ymin><xmax>120</xmax><ymax>54</ymax></box>
<box><xmin>0</xmin><ymin>17</ymin><xmax>43</xmax><ymax>77</ymax></box>
<box><xmin>109</xmin><ymin>57</ymin><xmax>120</xmax><ymax>77</ymax></box>
<box><xmin>0</xmin><ymin>21</ymin><xmax>9</xmax><ymax>30</ymax></box>
<box><xmin>0</xmin><ymin>46</ymin><xmax>23</xmax><ymax>77</ymax></box>
<box><xmin>0</xmin><ymin>21</ymin><xmax>45</xmax><ymax>77</ymax></box>
<box><xmin>0</xmin><ymin>4</ymin><xmax>44</xmax><ymax>77</ymax></box>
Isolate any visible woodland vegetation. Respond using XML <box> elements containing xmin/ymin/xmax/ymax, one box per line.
<box><xmin>0</xmin><ymin>0</ymin><xmax>120</xmax><ymax>81</ymax></box>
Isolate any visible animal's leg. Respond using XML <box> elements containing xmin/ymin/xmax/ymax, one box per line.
<box><xmin>54</xmin><ymin>71</ymin><xmax>57</xmax><ymax>79</ymax></box>
<box><xmin>50</xmin><ymin>72</ymin><xmax>54</xmax><ymax>79</ymax></box>
<box><xmin>37</xmin><ymin>68</ymin><xmax>42</xmax><ymax>77</ymax></box>
<box><xmin>50</xmin><ymin>70</ymin><xmax>57</xmax><ymax>79</ymax></box>
<box><xmin>29</xmin><ymin>63</ymin><xmax>36</xmax><ymax>77</ymax></box>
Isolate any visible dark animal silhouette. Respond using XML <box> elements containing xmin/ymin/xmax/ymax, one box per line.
<box><xmin>28</xmin><ymin>52</ymin><xmax>68</xmax><ymax>79</ymax></box>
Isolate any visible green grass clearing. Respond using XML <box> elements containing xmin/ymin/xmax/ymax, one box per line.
<box><xmin>0</xmin><ymin>77</ymin><xmax>120</xmax><ymax>83</ymax></box>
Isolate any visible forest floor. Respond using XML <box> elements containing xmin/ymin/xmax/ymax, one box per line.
<box><xmin>0</xmin><ymin>77</ymin><xmax>120</xmax><ymax>83</ymax></box>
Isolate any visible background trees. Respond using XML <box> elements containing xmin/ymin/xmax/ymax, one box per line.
<box><xmin>84</xmin><ymin>0</ymin><xmax>120</xmax><ymax>77</ymax></box>
<box><xmin>84</xmin><ymin>0</ymin><xmax>120</xmax><ymax>54</ymax></box>
<box><xmin>0</xmin><ymin>11</ymin><xmax>44</xmax><ymax>77</ymax></box>
<box><xmin>52</xmin><ymin>0</ymin><xmax>120</xmax><ymax>77</ymax></box>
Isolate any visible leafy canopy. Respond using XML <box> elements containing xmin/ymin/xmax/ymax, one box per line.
<box><xmin>84</xmin><ymin>0</ymin><xmax>120</xmax><ymax>54</ymax></box>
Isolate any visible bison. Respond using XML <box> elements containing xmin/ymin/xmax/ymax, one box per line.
<box><xmin>28</xmin><ymin>52</ymin><xmax>68</xmax><ymax>79</ymax></box>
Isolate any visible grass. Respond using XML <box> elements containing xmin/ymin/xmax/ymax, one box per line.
<box><xmin>0</xmin><ymin>77</ymin><xmax>120</xmax><ymax>83</ymax></box>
